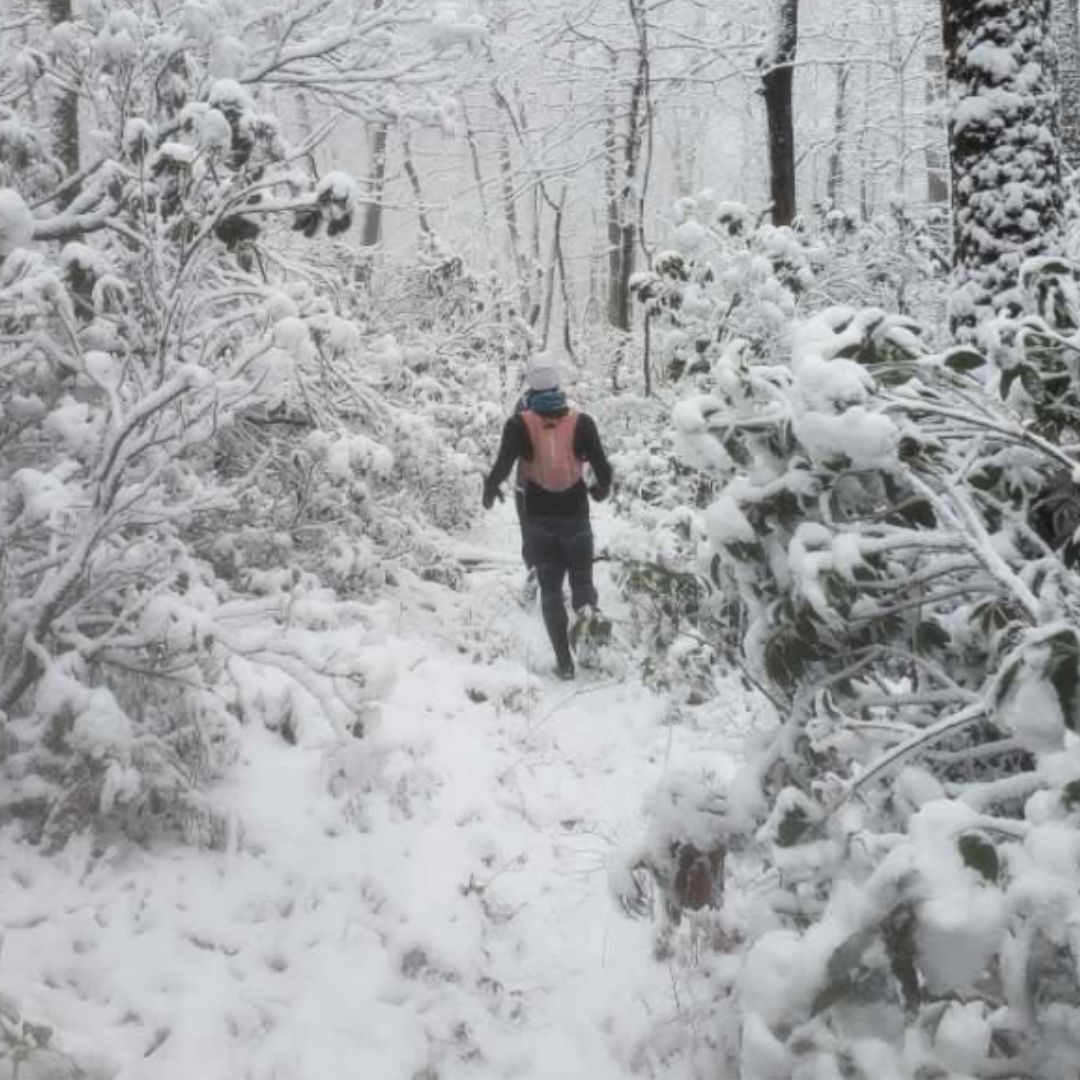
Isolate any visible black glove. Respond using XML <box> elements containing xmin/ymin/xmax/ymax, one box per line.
<box><xmin>482</xmin><ymin>479</ymin><xmax>504</xmax><ymax>510</ymax></box>
<box><xmin>589</xmin><ymin>483</ymin><xmax>610</xmax><ymax>503</ymax></box>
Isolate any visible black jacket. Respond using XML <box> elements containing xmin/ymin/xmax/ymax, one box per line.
<box><xmin>485</xmin><ymin>409</ymin><xmax>613</xmax><ymax>518</ymax></box>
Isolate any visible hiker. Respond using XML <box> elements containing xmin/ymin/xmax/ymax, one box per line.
<box><xmin>482</xmin><ymin>355</ymin><xmax>613</xmax><ymax>679</ymax></box>
<box><xmin>510</xmin><ymin>390</ymin><xmax>537</xmax><ymax>604</ymax></box>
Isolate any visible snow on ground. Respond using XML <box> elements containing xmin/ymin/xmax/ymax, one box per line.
<box><xmin>1</xmin><ymin>502</ymin><xmax>758</xmax><ymax>1079</ymax></box>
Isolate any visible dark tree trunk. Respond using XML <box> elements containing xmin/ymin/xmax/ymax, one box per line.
<box><xmin>760</xmin><ymin>0</ymin><xmax>798</xmax><ymax>227</ymax></box>
<box><xmin>47</xmin><ymin>0</ymin><xmax>79</xmax><ymax>181</ymax></box>
<box><xmin>1052</xmin><ymin>0</ymin><xmax>1080</xmax><ymax>170</ymax></box>
<box><xmin>941</xmin><ymin>0</ymin><xmax>1063</xmax><ymax>336</ymax></box>
<box><xmin>826</xmin><ymin>64</ymin><xmax>849</xmax><ymax>208</ymax></box>
<box><xmin>361</xmin><ymin>0</ymin><xmax>388</xmax><ymax>246</ymax></box>
<box><xmin>361</xmin><ymin>123</ymin><xmax>388</xmax><ymax>246</ymax></box>
<box><xmin>606</xmin><ymin>1</ymin><xmax>649</xmax><ymax>341</ymax></box>
<box><xmin>604</xmin><ymin>59</ymin><xmax>626</xmax><ymax>334</ymax></box>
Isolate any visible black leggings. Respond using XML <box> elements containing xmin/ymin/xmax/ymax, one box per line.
<box><xmin>514</xmin><ymin>488</ymin><xmax>534</xmax><ymax>570</ymax></box>
<box><xmin>525</xmin><ymin>516</ymin><xmax>598</xmax><ymax>662</ymax></box>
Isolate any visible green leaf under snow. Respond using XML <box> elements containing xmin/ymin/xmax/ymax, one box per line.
<box><xmin>1046</xmin><ymin>629</ymin><xmax>1080</xmax><ymax>734</ymax></box>
<box><xmin>958</xmin><ymin>833</ymin><xmax>1000</xmax><ymax>884</ymax></box>
<box><xmin>1061</xmin><ymin>780</ymin><xmax>1080</xmax><ymax>811</ymax></box>
<box><xmin>942</xmin><ymin>346</ymin><xmax>986</xmax><ymax>373</ymax></box>
<box><xmin>775</xmin><ymin>804</ymin><xmax>811</xmax><ymax>847</ymax></box>
<box><xmin>913</xmin><ymin>620</ymin><xmax>950</xmax><ymax>655</ymax></box>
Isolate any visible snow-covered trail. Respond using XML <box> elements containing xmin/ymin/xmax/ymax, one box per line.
<box><xmin>2</xmin><ymin>503</ymin><xmax>752</xmax><ymax>1080</ymax></box>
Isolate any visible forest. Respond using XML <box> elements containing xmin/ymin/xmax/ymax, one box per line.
<box><xmin>3</xmin><ymin>0</ymin><xmax>1080</xmax><ymax>1077</ymax></box>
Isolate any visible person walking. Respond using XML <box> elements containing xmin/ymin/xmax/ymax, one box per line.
<box><xmin>482</xmin><ymin>355</ymin><xmax>613</xmax><ymax>679</ymax></box>
<box><xmin>510</xmin><ymin>395</ymin><xmax>537</xmax><ymax>605</ymax></box>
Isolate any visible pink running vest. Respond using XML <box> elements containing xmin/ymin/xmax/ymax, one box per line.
<box><xmin>520</xmin><ymin>409</ymin><xmax>582</xmax><ymax>492</ymax></box>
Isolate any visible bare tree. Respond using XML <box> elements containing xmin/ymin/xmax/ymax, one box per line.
<box><xmin>924</xmin><ymin>48</ymin><xmax>949</xmax><ymax>204</ymax></box>
<box><xmin>826</xmin><ymin>63</ymin><xmax>849</xmax><ymax>208</ymax></box>
<box><xmin>401</xmin><ymin>130</ymin><xmax>433</xmax><ymax>237</ymax></box>
<box><xmin>604</xmin><ymin>0</ymin><xmax>652</xmax><ymax>383</ymax></box>
<box><xmin>759</xmin><ymin>0</ymin><xmax>798</xmax><ymax>226</ymax></box>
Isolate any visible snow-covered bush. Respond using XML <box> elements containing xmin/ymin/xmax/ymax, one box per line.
<box><xmin>339</xmin><ymin>240</ymin><xmax>526</xmax><ymax>538</ymax></box>
<box><xmin>0</xmin><ymin>2</ymin><xmax>476</xmax><ymax>850</ymax></box>
<box><xmin>809</xmin><ymin>201</ymin><xmax>951</xmax><ymax>330</ymax></box>
<box><xmin>618</xmin><ymin>255</ymin><xmax>1080</xmax><ymax>1077</ymax></box>
<box><xmin>600</xmin><ymin>198</ymin><xmax>817</xmax><ymax>697</ymax></box>
<box><xmin>610</xmin><ymin>194</ymin><xmax>946</xmax><ymax>700</ymax></box>
<box><xmin>633</xmin><ymin>194</ymin><xmax>816</xmax><ymax>384</ymax></box>
<box><xmin>0</xmin><ymin>986</ymin><xmax>102</xmax><ymax>1080</ymax></box>
<box><xmin>636</xmin><ymin>193</ymin><xmax>950</xmax><ymax>382</ymax></box>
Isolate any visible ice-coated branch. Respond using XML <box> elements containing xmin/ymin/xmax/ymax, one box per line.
<box><xmin>845</xmin><ymin>701</ymin><xmax>988</xmax><ymax>797</ymax></box>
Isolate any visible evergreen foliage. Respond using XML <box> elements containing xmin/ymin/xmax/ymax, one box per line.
<box><xmin>620</xmin><ymin>190</ymin><xmax>1080</xmax><ymax>1077</ymax></box>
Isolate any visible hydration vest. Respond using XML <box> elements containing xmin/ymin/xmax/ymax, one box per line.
<box><xmin>520</xmin><ymin>409</ymin><xmax>582</xmax><ymax>492</ymax></box>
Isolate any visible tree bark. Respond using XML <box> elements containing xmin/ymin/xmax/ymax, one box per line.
<box><xmin>604</xmin><ymin>56</ymin><xmax>625</xmax><ymax>334</ymax></box>
<box><xmin>856</xmin><ymin>71</ymin><xmax>873</xmax><ymax>220</ymax></box>
<box><xmin>528</xmin><ymin>141</ymin><xmax>543</xmax><ymax>326</ymax></box>
<box><xmin>460</xmin><ymin>100</ymin><xmax>491</xmax><ymax>251</ymax></box>
<box><xmin>361</xmin><ymin>0</ymin><xmax>388</xmax><ymax>246</ymax></box>
<box><xmin>493</xmin><ymin>97</ymin><xmax>530</xmax><ymax>318</ymax></box>
<box><xmin>400</xmin><ymin>132</ymin><xmax>431</xmax><ymax>237</ymax></box>
<box><xmin>826</xmin><ymin>64</ymin><xmax>849</xmax><ymax>208</ymax></box>
<box><xmin>924</xmin><ymin>48</ymin><xmax>949</xmax><ymax>205</ymax></box>
<box><xmin>941</xmin><ymin>0</ymin><xmax>1063</xmax><ymax>336</ymax></box>
<box><xmin>361</xmin><ymin>123</ymin><xmax>388</xmax><ymax>246</ymax></box>
<box><xmin>1052</xmin><ymin>0</ymin><xmax>1080</xmax><ymax>170</ymax></box>
<box><xmin>760</xmin><ymin>0</ymin><xmax>798</xmax><ymax>227</ymax></box>
<box><xmin>606</xmin><ymin>0</ymin><xmax>649</xmax><ymax>338</ymax></box>
<box><xmin>47</xmin><ymin>0</ymin><xmax>79</xmax><ymax>181</ymax></box>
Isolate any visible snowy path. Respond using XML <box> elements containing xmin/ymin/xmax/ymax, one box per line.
<box><xmin>2</xmin><ymin>504</ymin><xmax>753</xmax><ymax>1079</ymax></box>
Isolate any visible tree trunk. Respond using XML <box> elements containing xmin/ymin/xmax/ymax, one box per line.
<box><xmin>493</xmin><ymin>100</ymin><xmax>530</xmax><ymax>318</ymax></box>
<box><xmin>361</xmin><ymin>123</ymin><xmax>388</xmax><ymax>246</ymax></box>
<box><xmin>1052</xmin><ymin>0</ymin><xmax>1080</xmax><ymax>170</ymax></box>
<box><xmin>400</xmin><ymin>132</ymin><xmax>431</xmax><ymax>237</ymax></box>
<box><xmin>47</xmin><ymin>0</ymin><xmax>79</xmax><ymax>181</ymax></box>
<box><xmin>856</xmin><ymin>72</ymin><xmax>873</xmax><ymax>220</ymax></box>
<box><xmin>760</xmin><ymin>0</ymin><xmax>798</xmax><ymax>227</ymax></box>
<box><xmin>941</xmin><ymin>0</ymin><xmax>1063</xmax><ymax>337</ymax></box>
<box><xmin>603</xmin><ymin>58</ymin><xmax>625</xmax><ymax>334</ymax></box>
<box><xmin>826</xmin><ymin>64</ymin><xmax>849</xmax><ymax>208</ymax></box>
<box><xmin>460</xmin><ymin>100</ymin><xmax>491</xmax><ymax>251</ymax></box>
<box><xmin>539</xmin><ymin>220</ymin><xmax>558</xmax><ymax>350</ymax></box>
<box><xmin>529</xmin><ymin>166</ymin><xmax>543</xmax><ymax>327</ymax></box>
<box><xmin>924</xmin><ymin>49</ymin><xmax>949</xmax><ymax>205</ymax></box>
<box><xmin>606</xmin><ymin>1</ymin><xmax>649</xmax><ymax>338</ymax></box>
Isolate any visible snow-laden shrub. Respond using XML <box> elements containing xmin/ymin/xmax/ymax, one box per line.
<box><xmin>633</xmin><ymin>194</ymin><xmax>815</xmax><ymax>385</ymax></box>
<box><xmin>322</xmin><ymin>236</ymin><xmax>558</xmax><ymax>576</ymax></box>
<box><xmin>602</xmin><ymin>198</ymin><xmax>822</xmax><ymax>697</ymax></box>
<box><xmin>0</xmin><ymin>232</ymin><xmax>395</xmax><ymax>849</ymax></box>
<box><xmin>618</xmin><ymin>258</ymin><xmax>1080</xmax><ymax>1077</ymax></box>
<box><xmin>0</xmin><ymin>112</ymin><xmax>63</xmax><ymax>201</ymax></box>
<box><xmin>0</xmin><ymin>985</ymin><xmax>104</xmax><ymax>1080</ymax></box>
<box><xmin>809</xmin><ymin>201</ymin><xmax>951</xmax><ymax>331</ymax></box>
<box><xmin>0</xmin><ymin>3</ymin><xmax>471</xmax><ymax>850</ymax></box>
<box><xmin>634</xmin><ymin>193</ymin><xmax>950</xmax><ymax>389</ymax></box>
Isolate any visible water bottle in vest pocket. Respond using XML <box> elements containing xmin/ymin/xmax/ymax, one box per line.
<box><xmin>520</xmin><ymin>410</ymin><xmax>582</xmax><ymax>492</ymax></box>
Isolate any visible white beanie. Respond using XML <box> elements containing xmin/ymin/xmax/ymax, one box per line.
<box><xmin>525</xmin><ymin>353</ymin><xmax>560</xmax><ymax>392</ymax></box>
